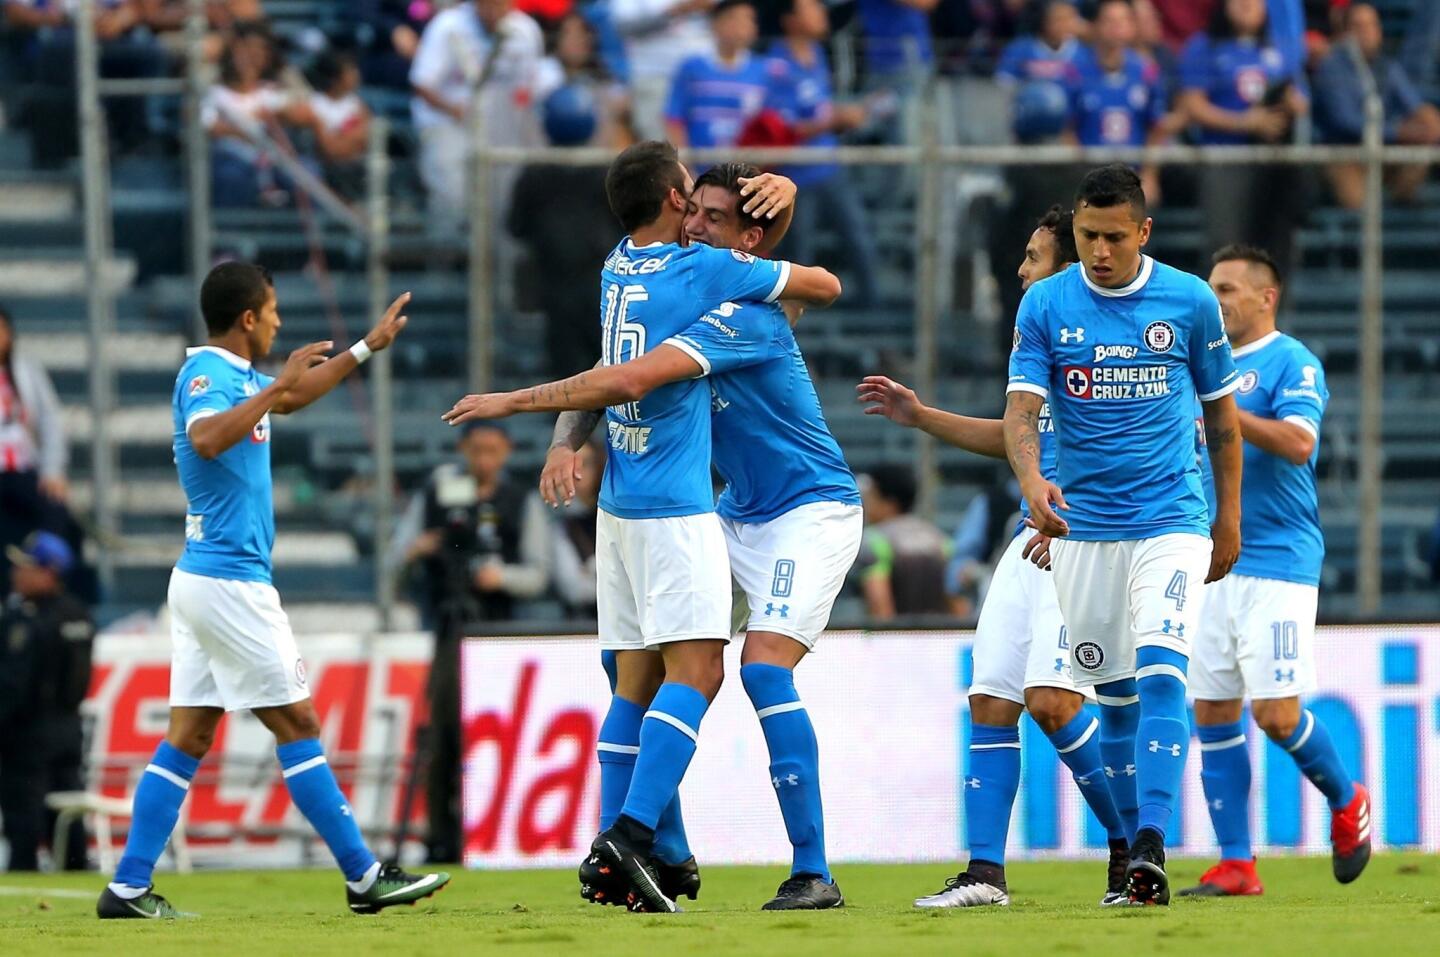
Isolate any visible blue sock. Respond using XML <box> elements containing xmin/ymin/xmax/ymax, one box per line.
<box><xmin>653</xmin><ymin>796</ymin><xmax>692</xmax><ymax>866</ymax></box>
<box><xmin>741</xmin><ymin>663</ymin><xmax>829</xmax><ymax>882</ymax></box>
<box><xmin>1134</xmin><ymin>648</ymin><xmax>1191</xmax><ymax>839</ymax></box>
<box><xmin>1096</xmin><ymin>678</ymin><xmax>1141</xmax><ymax>842</ymax></box>
<box><xmin>277</xmin><ymin>739</ymin><xmax>377</xmax><ymax>882</ymax></box>
<box><xmin>1279</xmin><ymin>709</ymin><xmax>1356</xmax><ymax>811</ymax></box>
<box><xmin>113</xmin><ymin>742</ymin><xmax>199</xmax><ymax>890</ymax></box>
<box><xmin>1198</xmin><ymin>720</ymin><xmax>1253</xmax><ymax>859</ymax></box>
<box><xmin>965</xmin><ymin>723</ymin><xmax>1022</xmax><ymax>866</ymax></box>
<box><xmin>1047</xmin><ymin>707</ymin><xmax>1126</xmax><ymax>842</ymax></box>
<box><xmin>620</xmin><ymin>683</ymin><xmax>708</xmax><ymax>830</ymax></box>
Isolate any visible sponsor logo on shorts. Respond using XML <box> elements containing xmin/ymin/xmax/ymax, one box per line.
<box><xmin>1074</xmin><ymin>641</ymin><xmax>1105</xmax><ymax>670</ymax></box>
<box><xmin>295</xmin><ymin>659</ymin><xmax>307</xmax><ymax>686</ymax></box>
<box><xmin>1143</xmin><ymin>320</ymin><xmax>1176</xmax><ymax>353</ymax></box>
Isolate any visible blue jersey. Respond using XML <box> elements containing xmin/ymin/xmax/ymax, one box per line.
<box><xmin>1230</xmin><ymin>331</ymin><xmax>1327</xmax><ymax>585</ymax></box>
<box><xmin>763</xmin><ymin>41</ymin><xmax>838</xmax><ymax>187</ymax></box>
<box><xmin>1178</xmin><ymin>35</ymin><xmax>1297</xmax><ymax>145</ymax></box>
<box><xmin>665</xmin><ymin>52</ymin><xmax>770</xmax><ymax>148</ymax></box>
<box><xmin>857</xmin><ymin>0</ymin><xmax>933</xmax><ymax>75</ymax></box>
<box><xmin>171</xmin><ymin>346</ymin><xmax>276</xmax><ymax>582</ymax></box>
<box><xmin>1007</xmin><ymin>256</ymin><xmax>1240</xmax><ymax>541</ymax></box>
<box><xmin>708</xmin><ymin>302</ymin><xmax>859</xmax><ymax>523</ymax></box>
<box><xmin>1069</xmin><ymin>46</ymin><xmax>1166</xmax><ymax>146</ymax></box>
<box><xmin>996</xmin><ymin>36</ymin><xmax>1082</xmax><ymax>85</ymax></box>
<box><xmin>598</xmin><ymin>240</ymin><xmax>791</xmax><ymax>519</ymax></box>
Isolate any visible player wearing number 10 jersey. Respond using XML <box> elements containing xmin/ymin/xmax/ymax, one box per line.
<box><xmin>1004</xmin><ymin>165</ymin><xmax>1244</xmax><ymax>906</ymax></box>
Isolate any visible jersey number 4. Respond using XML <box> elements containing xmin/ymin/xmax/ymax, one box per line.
<box><xmin>1165</xmin><ymin>571</ymin><xmax>1188</xmax><ymax>611</ymax></box>
<box><xmin>602</xmin><ymin>282</ymin><xmax>649</xmax><ymax>420</ymax></box>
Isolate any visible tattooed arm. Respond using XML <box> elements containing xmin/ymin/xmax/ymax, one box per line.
<box><xmin>1203</xmin><ymin>392</ymin><xmax>1244</xmax><ymax>582</ymax></box>
<box><xmin>540</xmin><ymin>405</ymin><xmax>603</xmax><ymax>508</ymax></box>
<box><xmin>1003</xmin><ymin>390</ymin><xmax>1069</xmax><ymax>537</ymax></box>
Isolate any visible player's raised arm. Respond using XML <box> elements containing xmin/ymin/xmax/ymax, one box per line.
<box><xmin>857</xmin><ymin>375</ymin><xmax>1007</xmax><ymax>459</ymax></box>
<box><xmin>188</xmin><ymin>340</ymin><xmax>332</xmax><ymax>459</ymax></box>
<box><xmin>741</xmin><ymin>173</ymin><xmax>797</xmax><ymax>256</ymax></box>
<box><xmin>271</xmin><ymin>292</ymin><xmax>412</xmax><ymax>414</ymax></box>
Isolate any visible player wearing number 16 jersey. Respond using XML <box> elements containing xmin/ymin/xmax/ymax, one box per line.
<box><xmin>1004</xmin><ymin>165</ymin><xmax>1244</xmax><ymax>906</ymax></box>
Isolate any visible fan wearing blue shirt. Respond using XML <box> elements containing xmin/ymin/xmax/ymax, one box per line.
<box><xmin>1005</xmin><ymin>164</ymin><xmax>1244</xmax><ymax>907</ymax></box>
<box><xmin>443</xmin><ymin>141</ymin><xmax>842</xmax><ymax>914</ymax></box>
<box><xmin>664</xmin><ymin>0</ymin><xmax>768</xmax><ymax>148</ymax></box>
<box><xmin>1179</xmin><ymin>244</ymin><xmax>1371</xmax><ymax>899</ymax></box>
<box><xmin>98</xmin><ymin>264</ymin><xmax>449</xmax><ymax>920</ymax></box>
<box><xmin>996</xmin><ymin>0</ymin><xmax>1084</xmax><ymax>86</ymax></box>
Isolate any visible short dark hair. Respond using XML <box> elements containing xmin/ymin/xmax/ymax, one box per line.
<box><xmin>310</xmin><ymin>49</ymin><xmax>356</xmax><ymax>93</ymax></box>
<box><xmin>1036</xmin><ymin>204</ymin><xmax>1078</xmax><ymax>266</ymax></box>
<box><xmin>200</xmin><ymin>261</ymin><xmax>274</xmax><ymax>336</ymax></box>
<box><xmin>1209</xmin><ymin>0</ymin><xmax>1267</xmax><ymax>39</ymax></box>
<box><xmin>1075</xmin><ymin>163</ymin><xmax>1146</xmax><ymax>220</ymax></box>
<box><xmin>605</xmin><ymin>140</ymin><xmax>688</xmax><ymax>233</ymax></box>
<box><xmin>867</xmin><ymin>464</ymin><xmax>918</xmax><ymax>514</ymax></box>
<box><xmin>691</xmin><ymin>162</ymin><xmax>766</xmax><ymax>235</ymax></box>
<box><xmin>711</xmin><ymin>0</ymin><xmax>752</xmax><ymax>18</ymax></box>
<box><xmin>1212</xmin><ymin>243</ymin><xmax>1283</xmax><ymax>288</ymax></box>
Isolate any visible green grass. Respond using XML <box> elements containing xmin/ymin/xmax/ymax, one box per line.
<box><xmin>3</xmin><ymin>854</ymin><xmax>1439</xmax><ymax>956</ymax></box>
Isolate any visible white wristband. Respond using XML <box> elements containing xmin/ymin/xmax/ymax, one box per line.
<box><xmin>349</xmin><ymin>340</ymin><xmax>373</xmax><ymax>364</ymax></box>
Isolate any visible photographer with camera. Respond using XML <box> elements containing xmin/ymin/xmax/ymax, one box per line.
<box><xmin>396</xmin><ymin>419</ymin><xmax>550</xmax><ymax>863</ymax></box>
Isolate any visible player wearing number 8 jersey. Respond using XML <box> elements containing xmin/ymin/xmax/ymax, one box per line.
<box><xmin>1004</xmin><ymin>165</ymin><xmax>1244</xmax><ymax>906</ymax></box>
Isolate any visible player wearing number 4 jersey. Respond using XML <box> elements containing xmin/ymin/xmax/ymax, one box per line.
<box><xmin>443</xmin><ymin>142</ymin><xmax>845</xmax><ymax>915</ymax></box>
<box><xmin>1179</xmin><ymin>245</ymin><xmax>1370</xmax><ymax>898</ymax></box>
<box><xmin>1005</xmin><ymin>165</ymin><xmax>1245</xmax><ymax>907</ymax></box>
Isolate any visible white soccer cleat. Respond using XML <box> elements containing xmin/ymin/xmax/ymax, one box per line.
<box><xmin>914</xmin><ymin>872</ymin><xmax>1010</xmax><ymax>908</ymax></box>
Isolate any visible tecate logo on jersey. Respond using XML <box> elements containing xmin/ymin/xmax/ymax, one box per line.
<box><xmin>607</xmin><ymin>420</ymin><xmax>652</xmax><ymax>454</ymax></box>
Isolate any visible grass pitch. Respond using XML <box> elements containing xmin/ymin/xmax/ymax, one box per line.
<box><xmin>3</xmin><ymin>854</ymin><xmax>1438</xmax><ymax>956</ymax></box>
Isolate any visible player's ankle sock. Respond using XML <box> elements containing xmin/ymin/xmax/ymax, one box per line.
<box><xmin>1095</xmin><ymin>678</ymin><xmax>1141</xmax><ymax>842</ymax></box>
<box><xmin>967</xmin><ymin>859</ymin><xmax>1006</xmax><ymax>889</ymax></box>
<box><xmin>965</xmin><ymin>723</ymin><xmax>1021</xmax><ymax>866</ymax></box>
<box><xmin>112</xmin><ymin>741</ymin><xmax>199</xmax><ymax>892</ymax></box>
<box><xmin>652</xmin><ymin>795</ymin><xmax>692</xmax><ymax>866</ymax></box>
<box><xmin>1047</xmin><ymin>707</ymin><xmax>1126</xmax><ymax>842</ymax></box>
<box><xmin>276</xmin><ymin>738</ymin><xmax>377</xmax><ymax>882</ymax></box>
<box><xmin>597</xmin><ymin>695</ymin><xmax>644</xmax><ymax>831</ymax></box>
<box><xmin>741</xmin><ymin>663</ymin><xmax>830</xmax><ymax>882</ymax></box>
<box><xmin>1278</xmin><ymin>709</ymin><xmax>1356</xmax><ymax>811</ymax></box>
<box><xmin>1134</xmin><ymin>648</ymin><xmax>1191</xmax><ymax>839</ymax></box>
<box><xmin>1198</xmin><ymin>720</ymin><xmax>1253</xmax><ymax>859</ymax></box>
<box><xmin>620</xmin><ymin>682</ymin><xmax>709</xmax><ymax>830</ymax></box>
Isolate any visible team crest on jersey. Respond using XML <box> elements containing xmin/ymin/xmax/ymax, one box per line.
<box><xmin>1063</xmin><ymin>366</ymin><xmax>1092</xmax><ymax>398</ymax></box>
<box><xmin>251</xmin><ymin>413</ymin><xmax>271</xmax><ymax>444</ymax></box>
<box><xmin>730</xmin><ymin>249</ymin><xmax>756</xmax><ymax>264</ymax></box>
<box><xmin>1074</xmin><ymin>641</ymin><xmax>1105</xmax><ymax>670</ymax></box>
<box><xmin>1238</xmin><ymin>370</ymin><xmax>1260</xmax><ymax>394</ymax></box>
<box><xmin>188</xmin><ymin>375</ymin><xmax>210</xmax><ymax>397</ymax></box>
<box><xmin>1143</xmin><ymin>321</ymin><xmax>1176</xmax><ymax>353</ymax></box>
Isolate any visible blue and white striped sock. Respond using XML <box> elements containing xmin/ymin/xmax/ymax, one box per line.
<box><xmin>620</xmin><ymin>683</ymin><xmax>709</xmax><ymax>831</ymax></box>
<box><xmin>1095</xmin><ymin>678</ymin><xmax>1141</xmax><ymax>842</ymax></box>
<box><xmin>1134</xmin><ymin>647</ymin><xmax>1191</xmax><ymax>838</ymax></box>
<box><xmin>277</xmin><ymin>738</ymin><xmax>378</xmax><ymax>885</ymax></box>
<box><xmin>1048</xmin><ymin>707</ymin><xmax>1127</xmax><ymax>842</ymax></box>
<box><xmin>1198</xmin><ymin>720</ymin><xmax>1253</xmax><ymax>859</ymax></box>
<box><xmin>1279</xmin><ymin>709</ymin><xmax>1355</xmax><ymax>811</ymax></box>
<box><xmin>111</xmin><ymin>741</ymin><xmax>199</xmax><ymax>895</ymax></box>
<box><xmin>965</xmin><ymin>723</ymin><xmax>1022</xmax><ymax>866</ymax></box>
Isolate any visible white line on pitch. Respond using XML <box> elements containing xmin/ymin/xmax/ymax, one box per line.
<box><xmin>0</xmin><ymin>887</ymin><xmax>96</xmax><ymax>899</ymax></box>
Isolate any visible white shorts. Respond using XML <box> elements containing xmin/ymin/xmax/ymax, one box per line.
<box><xmin>596</xmin><ymin>509</ymin><xmax>732</xmax><ymax>651</ymax></box>
<box><xmin>970</xmin><ymin>531</ymin><xmax>1077</xmax><ymax>703</ymax></box>
<box><xmin>723</xmin><ymin>501</ymin><xmax>864</xmax><ymax>650</ymax></box>
<box><xmin>167</xmin><ymin>567</ymin><xmax>309</xmax><ymax>712</ymax></box>
<box><xmin>1191</xmin><ymin>573</ymin><xmax>1319</xmax><ymax>701</ymax></box>
<box><xmin>1050</xmin><ymin>533</ymin><xmax>1212</xmax><ymax>688</ymax></box>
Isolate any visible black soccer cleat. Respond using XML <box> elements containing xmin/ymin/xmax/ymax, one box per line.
<box><xmin>656</xmin><ymin>855</ymin><xmax>702</xmax><ymax>902</ymax></box>
<box><xmin>761</xmin><ymin>875</ymin><xmax>845</xmax><ymax>911</ymax></box>
<box><xmin>1125</xmin><ymin>828</ymin><xmax>1170</xmax><ymax>906</ymax></box>
<box><xmin>97</xmin><ymin>885</ymin><xmax>188</xmax><ymax>919</ymax></box>
<box><xmin>1101</xmin><ymin>838</ymin><xmax>1131</xmax><ymax>906</ymax></box>
<box><xmin>347</xmin><ymin>863</ymin><xmax>450</xmax><ymax>914</ymax></box>
<box><xmin>579</xmin><ymin>851</ymin><xmax>630</xmax><ymax>907</ymax></box>
<box><xmin>591</xmin><ymin>826</ymin><xmax>680</xmax><ymax>914</ymax></box>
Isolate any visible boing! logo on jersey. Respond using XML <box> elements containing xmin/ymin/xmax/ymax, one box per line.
<box><xmin>1143</xmin><ymin>320</ymin><xmax>1176</xmax><ymax>353</ymax></box>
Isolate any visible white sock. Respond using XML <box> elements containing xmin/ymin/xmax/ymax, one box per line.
<box><xmin>346</xmin><ymin>860</ymin><xmax>382</xmax><ymax>894</ymax></box>
<box><xmin>108</xmin><ymin>882</ymin><xmax>149</xmax><ymax>899</ymax></box>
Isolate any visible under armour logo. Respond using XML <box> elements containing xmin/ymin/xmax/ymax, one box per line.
<box><xmin>1054</xmin><ymin>658</ymin><xmax>1065</xmax><ymax>674</ymax></box>
<box><xmin>1275</xmin><ymin>668</ymin><xmax>1295</xmax><ymax>683</ymax></box>
<box><xmin>1162</xmin><ymin>619</ymin><xmax>1185</xmax><ymax>637</ymax></box>
<box><xmin>1148</xmin><ymin>740</ymin><xmax>1182</xmax><ymax>757</ymax></box>
<box><xmin>965</xmin><ymin>777</ymin><xmax>982</xmax><ymax>789</ymax></box>
<box><xmin>1105</xmin><ymin>764</ymin><xmax>1136</xmax><ymax>778</ymax></box>
<box><xmin>1060</xmin><ymin>327</ymin><xmax>1085</xmax><ymax>344</ymax></box>
<box><xmin>1210</xmin><ymin>799</ymin><xmax>1224</xmax><ymax>811</ymax></box>
<box><xmin>772</xmin><ymin>773</ymin><xmax>799</xmax><ymax>789</ymax></box>
<box><xmin>341</xmin><ymin>805</ymin><xmax>352</xmax><ymax>817</ymax></box>
<box><xmin>764</xmin><ymin>603</ymin><xmax>790</xmax><ymax>618</ymax></box>
<box><xmin>1076</xmin><ymin>774</ymin><xmax>1092</xmax><ymax>787</ymax></box>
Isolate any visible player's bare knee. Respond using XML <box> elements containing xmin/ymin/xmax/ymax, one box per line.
<box><xmin>254</xmin><ymin>699</ymin><xmax>323</xmax><ymax>744</ymax></box>
<box><xmin>969</xmin><ymin>694</ymin><xmax>1023</xmax><ymax>727</ymax></box>
<box><xmin>614</xmin><ymin>651</ymin><xmax>665</xmax><ymax>704</ymax></box>
<box><xmin>166</xmin><ymin>707</ymin><xmax>222</xmax><ymax>758</ymax></box>
<box><xmin>740</xmin><ymin>631</ymin><xmax>807</xmax><ymax>669</ymax></box>
<box><xmin>1194</xmin><ymin>698</ymin><xmax>1245</xmax><ymax>726</ymax></box>
<box><xmin>661</xmin><ymin>641</ymin><xmax>726</xmax><ymax>701</ymax></box>
<box><xmin>1252</xmin><ymin>698</ymin><xmax>1302</xmax><ymax>742</ymax></box>
<box><xmin>1025</xmin><ymin>687</ymin><xmax>1084</xmax><ymax>734</ymax></box>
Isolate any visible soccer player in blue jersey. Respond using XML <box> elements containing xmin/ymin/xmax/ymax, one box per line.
<box><xmin>1179</xmin><ymin>245</ymin><xmax>1371</xmax><ymax>897</ymax></box>
<box><xmin>1004</xmin><ymin>164</ymin><xmax>1244</xmax><ymax>906</ymax></box>
<box><xmin>860</xmin><ymin>207</ymin><xmax>1132</xmax><ymax>908</ymax></box>
<box><xmin>97</xmin><ymin>263</ymin><xmax>448</xmax><ymax>919</ymax></box>
<box><xmin>445</xmin><ymin>142</ymin><xmax>841</xmax><ymax>913</ymax></box>
<box><xmin>664</xmin><ymin>0</ymin><xmax>769</xmax><ymax>148</ymax></box>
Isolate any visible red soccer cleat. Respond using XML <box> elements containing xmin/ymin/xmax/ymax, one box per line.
<box><xmin>1331</xmin><ymin>782</ymin><xmax>1373</xmax><ymax>884</ymax></box>
<box><xmin>1176</xmin><ymin>858</ymin><xmax>1264</xmax><ymax>897</ymax></box>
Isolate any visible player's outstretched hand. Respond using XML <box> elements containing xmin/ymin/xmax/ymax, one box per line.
<box><xmin>1207</xmin><ymin>519</ymin><xmax>1241</xmax><ymax>583</ymax></box>
<box><xmin>1022</xmin><ymin>531</ymin><xmax>1052</xmax><ymax>571</ymax></box>
<box><xmin>1021</xmin><ymin>479</ymin><xmax>1070</xmax><ymax>538</ymax></box>
<box><xmin>856</xmin><ymin>375</ymin><xmax>924</xmax><ymax>428</ymax></box>
<box><xmin>363</xmin><ymin>292</ymin><xmax>412</xmax><ymax>352</ymax></box>
<box><xmin>738</xmin><ymin>173</ymin><xmax>795</xmax><ymax>220</ymax></box>
<box><xmin>276</xmin><ymin>340</ymin><xmax>333</xmax><ymax>391</ymax></box>
<box><xmin>442</xmin><ymin>392</ymin><xmax>515</xmax><ymax>425</ymax></box>
<box><xmin>540</xmin><ymin>445</ymin><xmax>584</xmax><ymax>508</ymax></box>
